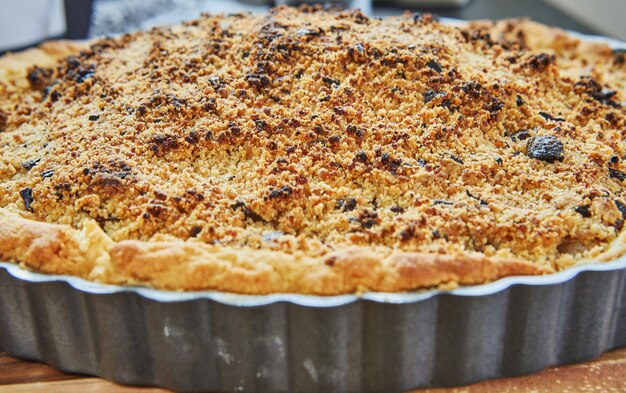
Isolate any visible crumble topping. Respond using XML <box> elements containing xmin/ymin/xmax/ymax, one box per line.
<box><xmin>1</xmin><ymin>6</ymin><xmax>625</xmax><ymax>274</ymax></box>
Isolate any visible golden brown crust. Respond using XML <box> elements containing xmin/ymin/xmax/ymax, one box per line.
<box><xmin>0</xmin><ymin>7</ymin><xmax>625</xmax><ymax>294</ymax></box>
<box><xmin>0</xmin><ymin>209</ymin><xmax>550</xmax><ymax>294</ymax></box>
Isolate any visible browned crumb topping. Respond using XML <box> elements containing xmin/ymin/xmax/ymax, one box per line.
<box><xmin>1</xmin><ymin>6</ymin><xmax>625</xmax><ymax>271</ymax></box>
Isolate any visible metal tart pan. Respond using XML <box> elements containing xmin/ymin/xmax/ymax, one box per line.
<box><xmin>1</xmin><ymin>258</ymin><xmax>626</xmax><ymax>392</ymax></box>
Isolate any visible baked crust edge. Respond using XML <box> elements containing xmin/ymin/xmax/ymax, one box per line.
<box><xmin>0</xmin><ymin>209</ymin><xmax>555</xmax><ymax>294</ymax></box>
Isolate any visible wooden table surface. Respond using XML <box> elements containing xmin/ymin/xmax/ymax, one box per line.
<box><xmin>1</xmin><ymin>347</ymin><xmax>625</xmax><ymax>392</ymax></box>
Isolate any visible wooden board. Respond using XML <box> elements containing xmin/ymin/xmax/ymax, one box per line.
<box><xmin>1</xmin><ymin>348</ymin><xmax>625</xmax><ymax>392</ymax></box>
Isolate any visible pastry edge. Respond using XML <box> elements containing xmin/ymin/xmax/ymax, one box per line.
<box><xmin>0</xmin><ymin>209</ymin><xmax>555</xmax><ymax>295</ymax></box>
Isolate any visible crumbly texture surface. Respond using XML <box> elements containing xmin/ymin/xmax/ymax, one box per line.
<box><xmin>0</xmin><ymin>7</ymin><xmax>625</xmax><ymax>294</ymax></box>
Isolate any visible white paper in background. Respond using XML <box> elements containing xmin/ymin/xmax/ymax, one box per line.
<box><xmin>0</xmin><ymin>0</ymin><xmax>66</xmax><ymax>51</ymax></box>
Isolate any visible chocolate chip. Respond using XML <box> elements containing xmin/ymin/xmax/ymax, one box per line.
<box><xmin>434</xmin><ymin>200</ymin><xmax>453</xmax><ymax>206</ymax></box>
<box><xmin>609</xmin><ymin>168</ymin><xmax>626</xmax><ymax>182</ymax></box>
<box><xmin>615</xmin><ymin>200</ymin><xmax>626</xmax><ymax>219</ymax></box>
<box><xmin>66</xmin><ymin>56</ymin><xmax>81</xmax><ymax>69</ymax></box>
<box><xmin>527</xmin><ymin>136</ymin><xmax>564</xmax><ymax>163</ymax></box>
<box><xmin>336</xmin><ymin>197</ymin><xmax>357</xmax><ymax>212</ymax></box>
<box><xmin>189</xmin><ymin>226</ymin><xmax>202</xmax><ymax>237</ymax></box>
<box><xmin>231</xmin><ymin>200</ymin><xmax>246</xmax><ymax>210</ymax></box>
<box><xmin>609</xmin><ymin>155</ymin><xmax>620</xmax><ymax>165</ymax></box>
<box><xmin>516</xmin><ymin>95</ymin><xmax>525</xmax><ymax>106</ymax></box>
<box><xmin>269</xmin><ymin>185</ymin><xmax>292</xmax><ymax>198</ymax></box>
<box><xmin>19</xmin><ymin>188</ymin><xmax>34</xmax><ymax>211</ymax></box>
<box><xmin>417</xmin><ymin>158</ymin><xmax>427</xmax><ymax>167</ymax></box>
<box><xmin>88</xmin><ymin>114</ymin><xmax>100</xmax><ymax>121</ymax></box>
<box><xmin>21</xmin><ymin>159</ymin><xmax>40</xmax><ymax>170</ymax></box>
<box><xmin>527</xmin><ymin>53</ymin><xmax>554</xmax><ymax>71</ymax></box>
<box><xmin>27</xmin><ymin>66</ymin><xmax>52</xmax><ymax>89</ymax></box>
<box><xmin>245</xmin><ymin>73</ymin><xmax>270</xmax><ymax>89</ymax></box>
<box><xmin>487</xmin><ymin>98</ymin><xmax>504</xmax><ymax>113</ymax></box>
<box><xmin>355</xmin><ymin>150</ymin><xmax>368</xmax><ymax>163</ymax></box>
<box><xmin>390</xmin><ymin>206</ymin><xmax>405</xmax><ymax>213</ymax></box>
<box><xmin>495</xmin><ymin>157</ymin><xmax>503</xmax><ymax>165</ymax></box>
<box><xmin>423</xmin><ymin>89</ymin><xmax>444</xmax><ymax>104</ymax></box>
<box><xmin>75</xmin><ymin>67</ymin><xmax>94</xmax><ymax>83</ymax></box>
<box><xmin>427</xmin><ymin>59</ymin><xmax>442</xmax><ymax>73</ymax></box>
<box><xmin>539</xmin><ymin>111</ymin><xmax>565</xmax><ymax>122</ymax></box>
<box><xmin>244</xmin><ymin>207</ymin><xmax>264</xmax><ymax>223</ymax></box>
<box><xmin>450</xmin><ymin>155</ymin><xmax>464</xmax><ymax>165</ymax></box>
<box><xmin>322</xmin><ymin>76</ymin><xmax>340</xmax><ymax>86</ymax></box>
<box><xmin>574</xmin><ymin>205</ymin><xmax>591</xmax><ymax>218</ymax></box>
<box><xmin>41</xmin><ymin>169</ymin><xmax>54</xmax><ymax>179</ymax></box>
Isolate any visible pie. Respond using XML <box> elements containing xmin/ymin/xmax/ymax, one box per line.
<box><xmin>1</xmin><ymin>6</ymin><xmax>625</xmax><ymax>294</ymax></box>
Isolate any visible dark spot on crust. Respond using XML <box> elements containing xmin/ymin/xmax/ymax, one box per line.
<box><xmin>450</xmin><ymin>155</ymin><xmax>464</xmax><ymax>165</ymax></box>
<box><xmin>243</xmin><ymin>207</ymin><xmax>265</xmax><ymax>222</ymax></box>
<box><xmin>354</xmin><ymin>210</ymin><xmax>379</xmax><ymax>229</ymax></box>
<box><xmin>487</xmin><ymin>98</ymin><xmax>504</xmax><ymax>113</ymax></box>
<box><xmin>461</xmin><ymin>81</ymin><xmax>482</xmax><ymax>98</ymax></box>
<box><xmin>0</xmin><ymin>109</ymin><xmax>7</xmax><ymax>131</ymax></box>
<box><xmin>231</xmin><ymin>200</ymin><xmax>265</xmax><ymax>222</ymax></box>
<box><xmin>427</xmin><ymin>59</ymin><xmax>442</xmax><ymax>73</ymax></box>
<box><xmin>433</xmin><ymin>200</ymin><xmax>453</xmax><ymax>206</ymax></box>
<box><xmin>245</xmin><ymin>73</ymin><xmax>270</xmax><ymax>89</ymax></box>
<box><xmin>19</xmin><ymin>188</ymin><xmax>34</xmax><ymax>211</ymax></box>
<box><xmin>466</xmin><ymin>190</ymin><xmax>488</xmax><ymax>206</ymax></box>
<box><xmin>27</xmin><ymin>66</ymin><xmax>53</xmax><ymax>90</ymax></box>
<box><xmin>539</xmin><ymin>111</ymin><xmax>565</xmax><ymax>122</ymax></box>
<box><xmin>336</xmin><ymin>197</ymin><xmax>357</xmax><ymax>212</ymax></box>
<box><xmin>574</xmin><ymin>205</ymin><xmax>591</xmax><ymax>218</ymax></box>
<box><xmin>355</xmin><ymin>150</ymin><xmax>368</xmax><ymax>163</ymax></box>
<box><xmin>189</xmin><ymin>226</ymin><xmax>202</xmax><ymax>237</ymax></box>
<box><xmin>390</xmin><ymin>206</ymin><xmax>405</xmax><ymax>214</ymax></box>
<box><xmin>615</xmin><ymin>200</ymin><xmax>626</xmax><ymax>219</ymax></box>
<box><xmin>149</xmin><ymin>133</ymin><xmax>179</xmax><ymax>155</ymax></box>
<box><xmin>516</xmin><ymin>95</ymin><xmax>525</xmax><ymax>106</ymax></box>
<box><xmin>423</xmin><ymin>89</ymin><xmax>444</xmax><ymax>104</ymax></box>
<box><xmin>527</xmin><ymin>53</ymin><xmax>554</xmax><ymax>71</ymax></box>
<box><xmin>21</xmin><ymin>159</ymin><xmax>40</xmax><ymax>170</ymax></box>
<box><xmin>269</xmin><ymin>185</ymin><xmax>293</xmax><ymax>198</ymax></box>
<box><xmin>322</xmin><ymin>76</ymin><xmax>340</xmax><ymax>86</ymax></box>
<box><xmin>575</xmin><ymin>77</ymin><xmax>621</xmax><ymax>108</ymax></box>
<box><xmin>348</xmin><ymin>43</ymin><xmax>365</xmax><ymax>55</ymax></box>
<box><xmin>527</xmin><ymin>136</ymin><xmax>564</xmax><ymax>163</ymax></box>
<box><xmin>609</xmin><ymin>168</ymin><xmax>626</xmax><ymax>182</ymax></box>
<box><xmin>184</xmin><ymin>130</ymin><xmax>200</xmax><ymax>144</ymax></box>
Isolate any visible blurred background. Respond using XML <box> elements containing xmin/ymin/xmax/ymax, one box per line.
<box><xmin>1</xmin><ymin>0</ymin><xmax>625</xmax><ymax>53</ymax></box>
